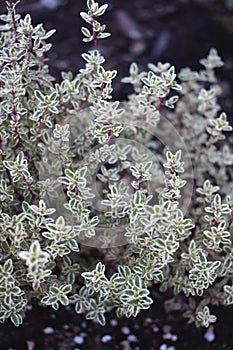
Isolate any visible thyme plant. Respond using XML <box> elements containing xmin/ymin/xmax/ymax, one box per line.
<box><xmin>0</xmin><ymin>0</ymin><xmax>232</xmax><ymax>328</ymax></box>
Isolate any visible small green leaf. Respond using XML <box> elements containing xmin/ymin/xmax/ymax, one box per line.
<box><xmin>35</xmin><ymin>90</ymin><xmax>45</xmax><ymax>102</ymax></box>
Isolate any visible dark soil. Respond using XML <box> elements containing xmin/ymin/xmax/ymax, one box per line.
<box><xmin>0</xmin><ymin>293</ymin><xmax>232</xmax><ymax>350</ymax></box>
<box><xmin>0</xmin><ymin>0</ymin><xmax>233</xmax><ymax>349</ymax></box>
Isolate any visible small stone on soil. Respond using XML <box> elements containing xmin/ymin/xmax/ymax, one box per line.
<box><xmin>163</xmin><ymin>332</ymin><xmax>178</xmax><ymax>341</ymax></box>
<box><xmin>120</xmin><ymin>340</ymin><xmax>133</xmax><ymax>350</ymax></box>
<box><xmin>80</xmin><ymin>332</ymin><xmax>87</xmax><ymax>337</ymax></box>
<box><xmin>127</xmin><ymin>334</ymin><xmax>138</xmax><ymax>342</ymax></box>
<box><xmin>40</xmin><ymin>0</ymin><xmax>60</xmax><ymax>10</ymax></box>
<box><xmin>73</xmin><ymin>335</ymin><xmax>84</xmax><ymax>345</ymax></box>
<box><xmin>204</xmin><ymin>329</ymin><xmax>215</xmax><ymax>342</ymax></box>
<box><xmin>160</xmin><ymin>344</ymin><xmax>167</xmax><ymax>350</ymax></box>
<box><xmin>152</xmin><ymin>324</ymin><xmax>159</xmax><ymax>332</ymax></box>
<box><xmin>121</xmin><ymin>326</ymin><xmax>131</xmax><ymax>335</ymax></box>
<box><xmin>110</xmin><ymin>318</ymin><xmax>118</xmax><ymax>326</ymax></box>
<box><xmin>81</xmin><ymin>321</ymin><xmax>87</xmax><ymax>328</ymax></box>
<box><xmin>101</xmin><ymin>334</ymin><xmax>112</xmax><ymax>343</ymax></box>
<box><xmin>163</xmin><ymin>332</ymin><xmax>172</xmax><ymax>340</ymax></box>
<box><xmin>159</xmin><ymin>345</ymin><xmax>176</xmax><ymax>350</ymax></box>
<box><xmin>163</xmin><ymin>325</ymin><xmax>172</xmax><ymax>333</ymax></box>
<box><xmin>43</xmin><ymin>326</ymin><xmax>55</xmax><ymax>334</ymax></box>
<box><xmin>171</xmin><ymin>334</ymin><xmax>178</xmax><ymax>342</ymax></box>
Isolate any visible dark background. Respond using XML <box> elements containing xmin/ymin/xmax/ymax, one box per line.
<box><xmin>0</xmin><ymin>0</ymin><xmax>233</xmax><ymax>349</ymax></box>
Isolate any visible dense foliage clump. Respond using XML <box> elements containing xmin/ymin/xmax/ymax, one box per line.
<box><xmin>0</xmin><ymin>0</ymin><xmax>232</xmax><ymax>328</ymax></box>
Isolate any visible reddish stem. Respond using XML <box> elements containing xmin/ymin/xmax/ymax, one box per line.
<box><xmin>8</xmin><ymin>0</ymin><xmax>18</xmax><ymax>42</ymax></box>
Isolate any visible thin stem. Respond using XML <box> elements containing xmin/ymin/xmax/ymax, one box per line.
<box><xmin>93</xmin><ymin>32</ymin><xmax>97</xmax><ymax>50</ymax></box>
<box><xmin>8</xmin><ymin>0</ymin><xmax>18</xmax><ymax>42</ymax></box>
<box><xmin>91</xmin><ymin>16</ymin><xmax>97</xmax><ymax>50</ymax></box>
